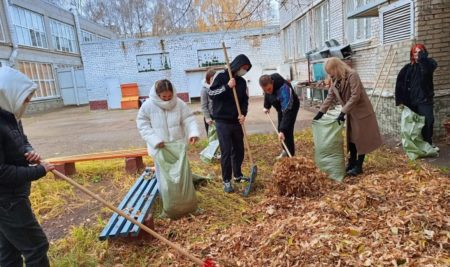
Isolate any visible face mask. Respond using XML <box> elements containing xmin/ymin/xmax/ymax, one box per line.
<box><xmin>236</xmin><ymin>69</ymin><xmax>247</xmax><ymax>77</ymax></box>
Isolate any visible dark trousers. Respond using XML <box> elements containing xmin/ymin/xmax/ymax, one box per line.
<box><xmin>216</xmin><ymin>122</ymin><xmax>244</xmax><ymax>182</ymax></box>
<box><xmin>348</xmin><ymin>142</ymin><xmax>365</xmax><ymax>166</ymax></box>
<box><xmin>278</xmin><ymin>108</ymin><xmax>299</xmax><ymax>157</ymax></box>
<box><xmin>411</xmin><ymin>104</ymin><xmax>434</xmax><ymax>145</ymax></box>
<box><xmin>0</xmin><ymin>198</ymin><xmax>49</xmax><ymax>267</ymax></box>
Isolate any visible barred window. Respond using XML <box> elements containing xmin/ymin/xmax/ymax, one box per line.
<box><xmin>18</xmin><ymin>62</ymin><xmax>59</xmax><ymax>99</ymax></box>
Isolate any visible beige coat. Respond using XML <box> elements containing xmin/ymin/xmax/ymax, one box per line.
<box><xmin>319</xmin><ymin>70</ymin><xmax>382</xmax><ymax>155</ymax></box>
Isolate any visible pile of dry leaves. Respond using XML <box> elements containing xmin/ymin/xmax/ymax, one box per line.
<box><xmin>272</xmin><ymin>156</ymin><xmax>331</xmax><ymax>197</ymax></box>
<box><xmin>199</xmin><ymin>165</ymin><xmax>449</xmax><ymax>266</ymax></box>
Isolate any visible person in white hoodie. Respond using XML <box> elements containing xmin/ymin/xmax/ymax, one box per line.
<box><xmin>136</xmin><ymin>79</ymin><xmax>200</xmax><ymax>158</ymax></box>
<box><xmin>0</xmin><ymin>67</ymin><xmax>54</xmax><ymax>267</ymax></box>
<box><xmin>200</xmin><ymin>69</ymin><xmax>216</xmax><ymax>133</ymax></box>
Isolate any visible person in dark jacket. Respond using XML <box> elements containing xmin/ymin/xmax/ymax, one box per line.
<box><xmin>395</xmin><ymin>43</ymin><xmax>438</xmax><ymax>148</ymax></box>
<box><xmin>208</xmin><ymin>54</ymin><xmax>251</xmax><ymax>193</ymax></box>
<box><xmin>260</xmin><ymin>73</ymin><xmax>300</xmax><ymax>158</ymax></box>
<box><xmin>0</xmin><ymin>66</ymin><xmax>55</xmax><ymax>267</ymax></box>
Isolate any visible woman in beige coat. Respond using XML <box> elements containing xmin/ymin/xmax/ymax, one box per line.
<box><xmin>313</xmin><ymin>57</ymin><xmax>382</xmax><ymax>176</ymax></box>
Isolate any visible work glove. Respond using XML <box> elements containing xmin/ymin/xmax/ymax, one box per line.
<box><xmin>336</xmin><ymin>112</ymin><xmax>346</xmax><ymax>125</ymax></box>
<box><xmin>313</xmin><ymin>111</ymin><xmax>324</xmax><ymax>120</ymax></box>
<box><xmin>418</xmin><ymin>50</ymin><xmax>428</xmax><ymax>62</ymax></box>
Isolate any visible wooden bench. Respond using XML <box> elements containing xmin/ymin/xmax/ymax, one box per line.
<box><xmin>99</xmin><ymin>168</ymin><xmax>159</xmax><ymax>241</ymax></box>
<box><xmin>47</xmin><ymin>148</ymin><xmax>148</xmax><ymax>175</ymax></box>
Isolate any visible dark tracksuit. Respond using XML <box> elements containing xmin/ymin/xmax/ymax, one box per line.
<box><xmin>263</xmin><ymin>73</ymin><xmax>300</xmax><ymax>156</ymax></box>
<box><xmin>0</xmin><ymin>109</ymin><xmax>49</xmax><ymax>267</ymax></box>
<box><xmin>395</xmin><ymin>57</ymin><xmax>438</xmax><ymax>144</ymax></box>
<box><xmin>209</xmin><ymin>55</ymin><xmax>251</xmax><ymax>182</ymax></box>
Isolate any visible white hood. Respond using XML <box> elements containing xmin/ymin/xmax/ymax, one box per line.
<box><xmin>149</xmin><ymin>82</ymin><xmax>178</xmax><ymax>111</ymax></box>
<box><xmin>0</xmin><ymin>67</ymin><xmax>37</xmax><ymax>119</ymax></box>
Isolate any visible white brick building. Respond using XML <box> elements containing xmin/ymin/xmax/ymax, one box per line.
<box><xmin>279</xmin><ymin>0</ymin><xmax>450</xmax><ymax>138</ymax></box>
<box><xmin>81</xmin><ymin>26</ymin><xmax>283</xmax><ymax>110</ymax></box>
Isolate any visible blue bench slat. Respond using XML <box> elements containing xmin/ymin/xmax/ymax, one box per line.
<box><xmin>99</xmin><ymin>174</ymin><xmax>146</xmax><ymax>240</ymax></box>
<box><xmin>119</xmin><ymin>178</ymin><xmax>157</xmax><ymax>236</ymax></box>
<box><xmin>130</xmin><ymin>181</ymin><xmax>159</xmax><ymax>236</ymax></box>
<box><xmin>108</xmin><ymin>180</ymin><xmax>150</xmax><ymax>238</ymax></box>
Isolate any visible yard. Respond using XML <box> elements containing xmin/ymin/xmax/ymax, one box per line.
<box><xmin>24</xmin><ymin>108</ymin><xmax>449</xmax><ymax>266</ymax></box>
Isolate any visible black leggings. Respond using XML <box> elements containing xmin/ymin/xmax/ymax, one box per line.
<box><xmin>348</xmin><ymin>142</ymin><xmax>365</xmax><ymax>165</ymax></box>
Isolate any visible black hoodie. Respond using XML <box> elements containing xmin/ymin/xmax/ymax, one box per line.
<box><xmin>208</xmin><ymin>54</ymin><xmax>252</xmax><ymax>123</ymax></box>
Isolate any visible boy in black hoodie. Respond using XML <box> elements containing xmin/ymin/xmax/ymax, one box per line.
<box><xmin>0</xmin><ymin>67</ymin><xmax>55</xmax><ymax>267</ymax></box>
<box><xmin>209</xmin><ymin>54</ymin><xmax>251</xmax><ymax>193</ymax></box>
<box><xmin>260</xmin><ymin>73</ymin><xmax>300</xmax><ymax>158</ymax></box>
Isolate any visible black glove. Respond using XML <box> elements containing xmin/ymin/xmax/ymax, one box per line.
<box><xmin>418</xmin><ymin>50</ymin><xmax>428</xmax><ymax>62</ymax></box>
<box><xmin>336</xmin><ymin>112</ymin><xmax>346</xmax><ymax>125</ymax></box>
<box><xmin>313</xmin><ymin>111</ymin><xmax>324</xmax><ymax>121</ymax></box>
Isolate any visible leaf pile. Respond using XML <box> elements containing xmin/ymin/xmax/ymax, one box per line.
<box><xmin>199</xmin><ymin>165</ymin><xmax>449</xmax><ymax>266</ymax></box>
<box><xmin>272</xmin><ymin>156</ymin><xmax>331</xmax><ymax>197</ymax></box>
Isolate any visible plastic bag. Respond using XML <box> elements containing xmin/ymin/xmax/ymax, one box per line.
<box><xmin>312</xmin><ymin>110</ymin><xmax>345</xmax><ymax>182</ymax></box>
<box><xmin>200</xmin><ymin>124</ymin><xmax>220</xmax><ymax>163</ymax></box>
<box><xmin>154</xmin><ymin>142</ymin><xmax>198</xmax><ymax>219</ymax></box>
<box><xmin>400</xmin><ymin>107</ymin><xmax>438</xmax><ymax>160</ymax></box>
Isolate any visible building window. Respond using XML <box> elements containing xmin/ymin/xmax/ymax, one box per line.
<box><xmin>380</xmin><ymin>0</ymin><xmax>414</xmax><ymax>44</ymax></box>
<box><xmin>11</xmin><ymin>6</ymin><xmax>48</xmax><ymax>49</ymax></box>
<box><xmin>314</xmin><ymin>1</ymin><xmax>330</xmax><ymax>49</ymax></box>
<box><xmin>136</xmin><ymin>53</ymin><xmax>171</xmax><ymax>72</ymax></box>
<box><xmin>81</xmin><ymin>30</ymin><xmax>107</xmax><ymax>43</ymax></box>
<box><xmin>17</xmin><ymin>62</ymin><xmax>59</xmax><ymax>99</ymax></box>
<box><xmin>0</xmin><ymin>18</ymin><xmax>5</xmax><ymax>42</ymax></box>
<box><xmin>296</xmin><ymin>16</ymin><xmax>310</xmax><ymax>58</ymax></box>
<box><xmin>197</xmin><ymin>48</ymin><xmax>227</xmax><ymax>67</ymax></box>
<box><xmin>50</xmin><ymin>20</ymin><xmax>78</xmax><ymax>53</ymax></box>
<box><xmin>347</xmin><ymin>0</ymin><xmax>373</xmax><ymax>43</ymax></box>
<box><xmin>283</xmin><ymin>25</ymin><xmax>295</xmax><ymax>60</ymax></box>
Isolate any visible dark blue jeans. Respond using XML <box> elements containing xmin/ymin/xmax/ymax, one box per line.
<box><xmin>216</xmin><ymin>122</ymin><xmax>244</xmax><ymax>182</ymax></box>
<box><xmin>0</xmin><ymin>198</ymin><xmax>49</xmax><ymax>267</ymax></box>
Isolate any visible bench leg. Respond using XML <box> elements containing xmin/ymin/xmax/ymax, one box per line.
<box><xmin>137</xmin><ymin>214</ymin><xmax>155</xmax><ymax>241</ymax></box>
<box><xmin>125</xmin><ymin>156</ymin><xmax>145</xmax><ymax>174</ymax></box>
<box><xmin>54</xmin><ymin>163</ymin><xmax>76</xmax><ymax>176</ymax></box>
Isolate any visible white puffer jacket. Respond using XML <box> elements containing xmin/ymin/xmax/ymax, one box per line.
<box><xmin>136</xmin><ymin>84</ymin><xmax>200</xmax><ymax>156</ymax></box>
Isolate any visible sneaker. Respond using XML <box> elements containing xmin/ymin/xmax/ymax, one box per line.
<box><xmin>234</xmin><ymin>176</ymin><xmax>249</xmax><ymax>183</ymax></box>
<box><xmin>275</xmin><ymin>151</ymin><xmax>288</xmax><ymax>160</ymax></box>
<box><xmin>223</xmin><ymin>182</ymin><xmax>234</xmax><ymax>193</ymax></box>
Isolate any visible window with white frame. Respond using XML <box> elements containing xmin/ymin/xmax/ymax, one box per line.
<box><xmin>17</xmin><ymin>62</ymin><xmax>59</xmax><ymax>99</ymax></box>
<box><xmin>347</xmin><ymin>0</ymin><xmax>373</xmax><ymax>43</ymax></box>
<box><xmin>81</xmin><ymin>30</ymin><xmax>107</xmax><ymax>43</ymax></box>
<box><xmin>314</xmin><ymin>1</ymin><xmax>330</xmax><ymax>49</ymax></box>
<box><xmin>296</xmin><ymin>16</ymin><xmax>309</xmax><ymax>58</ymax></box>
<box><xmin>0</xmin><ymin>18</ymin><xmax>5</xmax><ymax>42</ymax></box>
<box><xmin>50</xmin><ymin>20</ymin><xmax>78</xmax><ymax>53</ymax></box>
<box><xmin>283</xmin><ymin>25</ymin><xmax>295</xmax><ymax>60</ymax></box>
<box><xmin>11</xmin><ymin>6</ymin><xmax>48</xmax><ymax>48</ymax></box>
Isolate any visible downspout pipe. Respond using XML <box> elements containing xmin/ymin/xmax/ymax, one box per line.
<box><xmin>69</xmin><ymin>5</ymin><xmax>83</xmax><ymax>66</ymax></box>
<box><xmin>3</xmin><ymin>0</ymin><xmax>19</xmax><ymax>67</ymax></box>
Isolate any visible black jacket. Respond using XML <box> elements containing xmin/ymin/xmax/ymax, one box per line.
<box><xmin>263</xmin><ymin>73</ymin><xmax>300</xmax><ymax>134</ymax></box>
<box><xmin>209</xmin><ymin>54</ymin><xmax>251</xmax><ymax>123</ymax></box>
<box><xmin>395</xmin><ymin>58</ymin><xmax>437</xmax><ymax>107</ymax></box>
<box><xmin>0</xmin><ymin>109</ymin><xmax>46</xmax><ymax>199</ymax></box>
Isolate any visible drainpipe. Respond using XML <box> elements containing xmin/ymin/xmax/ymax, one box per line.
<box><xmin>3</xmin><ymin>0</ymin><xmax>19</xmax><ymax>67</ymax></box>
<box><xmin>69</xmin><ymin>5</ymin><xmax>83</xmax><ymax>66</ymax></box>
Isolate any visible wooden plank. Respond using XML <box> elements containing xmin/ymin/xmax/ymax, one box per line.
<box><xmin>119</xmin><ymin>177</ymin><xmax>157</xmax><ymax>236</ymax></box>
<box><xmin>48</xmin><ymin>148</ymin><xmax>148</xmax><ymax>164</ymax></box>
<box><xmin>99</xmin><ymin>173</ymin><xmax>146</xmax><ymax>240</ymax></box>
<box><xmin>130</xmin><ymin>179</ymin><xmax>159</xmax><ymax>236</ymax></box>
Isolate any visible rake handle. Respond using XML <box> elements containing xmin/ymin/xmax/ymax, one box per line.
<box><xmin>51</xmin><ymin>170</ymin><xmax>205</xmax><ymax>266</ymax></box>
<box><xmin>222</xmin><ymin>42</ymin><xmax>254</xmax><ymax>165</ymax></box>
<box><xmin>265</xmin><ymin>113</ymin><xmax>293</xmax><ymax>158</ymax></box>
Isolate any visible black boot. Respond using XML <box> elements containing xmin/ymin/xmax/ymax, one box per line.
<box><xmin>346</xmin><ymin>157</ymin><xmax>355</xmax><ymax>172</ymax></box>
<box><xmin>347</xmin><ymin>154</ymin><xmax>365</xmax><ymax>176</ymax></box>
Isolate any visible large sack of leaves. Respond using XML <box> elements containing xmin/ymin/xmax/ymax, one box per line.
<box><xmin>400</xmin><ymin>106</ymin><xmax>438</xmax><ymax>160</ymax></box>
<box><xmin>200</xmin><ymin>124</ymin><xmax>220</xmax><ymax>163</ymax></box>
<box><xmin>154</xmin><ymin>142</ymin><xmax>197</xmax><ymax>219</ymax></box>
<box><xmin>312</xmin><ymin>110</ymin><xmax>345</xmax><ymax>182</ymax></box>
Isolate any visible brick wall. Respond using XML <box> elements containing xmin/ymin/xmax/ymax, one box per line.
<box><xmin>81</xmin><ymin>26</ymin><xmax>282</xmax><ymax>103</ymax></box>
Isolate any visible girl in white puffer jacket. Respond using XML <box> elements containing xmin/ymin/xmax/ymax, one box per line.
<box><xmin>136</xmin><ymin>79</ymin><xmax>200</xmax><ymax>157</ymax></box>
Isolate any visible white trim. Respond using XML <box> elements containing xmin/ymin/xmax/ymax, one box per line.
<box><xmin>50</xmin><ymin>19</ymin><xmax>78</xmax><ymax>53</ymax></box>
<box><xmin>379</xmin><ymin>0</ymin><xmax>414</xmax><ymax>45</ymax></box>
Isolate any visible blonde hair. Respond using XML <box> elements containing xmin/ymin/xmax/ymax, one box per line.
<box><xmin>324</xmin><ymin>57</ymin><xmax>353</xmax><ymax>80</ymax></box>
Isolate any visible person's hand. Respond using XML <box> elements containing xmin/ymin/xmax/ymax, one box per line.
<box><xmin>189</xmin><ymin>137</ymin><xmax>199</xmax><ymax>145</ymax></box>
<box><xmin>336</xmin><ymin>112</ymin><xmax>346</xmax><ymax>125</ymax></box>
<box><xmin>313</xmin><ymin>111</ymin><xmax>324</xmax><ymax>120</ymax></box>
<box><xmin>206</xmin><ymin>119</ymin><xmax>214</xmax><ymax>125</ymax></box>
<box><xmin>40</xmin><ymin>161</ymin><xmax>55</xmax><ymax>173</ymax></box>
<box><xmin>25</xmin><ymin>151</ymin><xmax>41</xmax><ymax>163</ymax></box>
<box><xmin>156</xmin><ymin>142</ymin><xmax>165</xmax><ymax>148</ymax></box>
<box><xmin>278</xmin><ymin>132</ymin><xmax>285</xmax><ymax>142</ymax></box>
<box><xmin>238</xmin><ymin>115</ymin><xmax>245</xmax><ymax>125</ymax></box>
<box><xmin>263</xmin><ymin>108</ymin><xmax>270</xmax><ymax>114</ymax></box>
<box><xmin>418</xmin><ymin>50</ymin><xmax>428</xmax><ymax>62</ymax></box>
<box><xmin>227</xmin><ymin>78</ymin><xmax>236</xmax><ymax>89</ymax></box>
